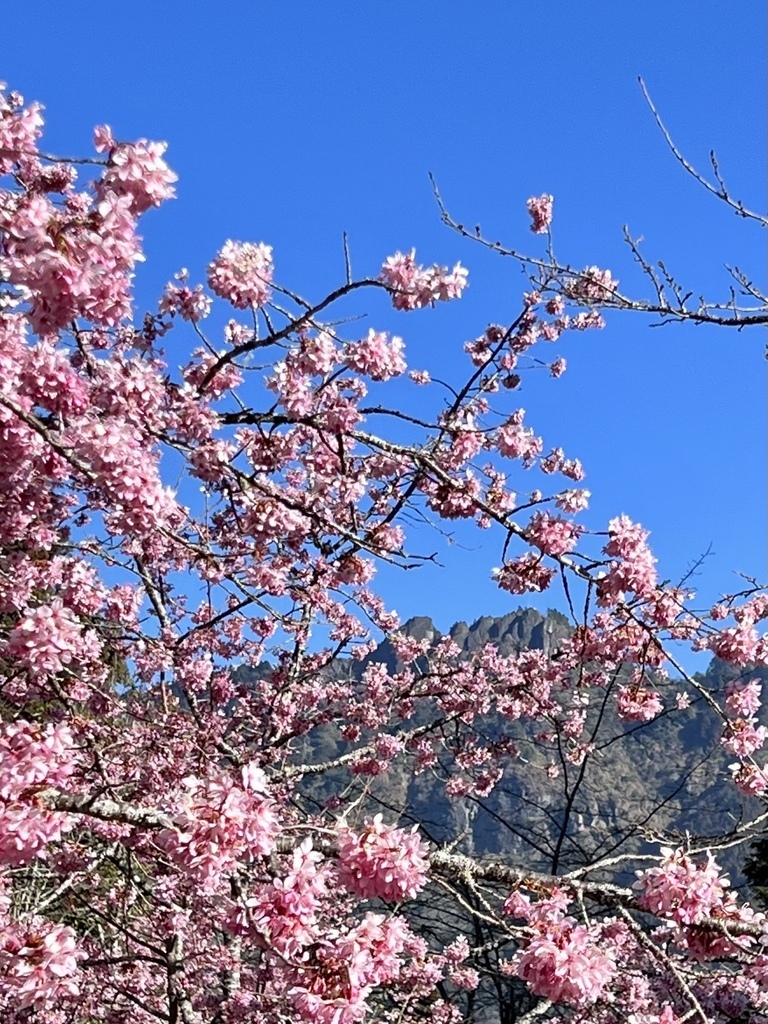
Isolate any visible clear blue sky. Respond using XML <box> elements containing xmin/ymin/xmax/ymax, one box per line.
<box><xmin>5</xmin><ymin>1</ymin><xmax>766</xmax><ymax>647</ymax></box>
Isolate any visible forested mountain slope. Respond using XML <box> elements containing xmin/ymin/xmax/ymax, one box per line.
<box><xmin>235</xmin><ymin>608</ymin><xmax>766</xmax><ymax>888</ymax></box>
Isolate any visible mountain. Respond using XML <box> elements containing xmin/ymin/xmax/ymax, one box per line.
<box><xmin>234</xmin><ymin>608</ymin><xmax>767</xmax><ymax>888</ymax></box>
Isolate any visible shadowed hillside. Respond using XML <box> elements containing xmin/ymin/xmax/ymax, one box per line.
<box><xmin>234</xmin><ymin>608</ymin><xmax>766</xmax><ymax>887</ymax></box>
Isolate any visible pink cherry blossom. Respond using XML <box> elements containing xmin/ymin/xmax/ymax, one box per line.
<box><xmin>494</xmin><ymin>554</ymin><xmax>557</xmax><ymax>594</ymax></box>
<box><xmin>496</xmin><ymin>414</ymin><xmax>543</xmax><ymax>463</ymax></box>
<box><xmin>160</xmin><ymin>269</ymin><xmax>212</xmax><ymax>322</ymax></box>
<box><xmin>0</xmin><ymin>720</ymin><xmax>78</xmax><ymax>866</ymax></box>
<box><xmin>516</xmin><ymin>919</ymin><xmax>615</xmax><ymax>1007</ymax></box>
<box><xmin>525</xmin><ymin>511</ymin><xmax>582</xmax><ymax>556</ymax></box>
<box><xmin>336</xmin><ymin>815</ymin><xmax>429</xmax><ymax>902</ymax></box>
<box><xmin>7</xmin><ymin>599</ymin><xmax>102</xmax><ymax>683</ymax></box>
<box><xmin>157</xmin><ymin>766</ymin><xmax>279</xmax><ymax>890</ymax></box>
<box><xmin>598</xmin><ymin>514</ymin><xmax>658</xmax><ymax>603</ymax></box>
<box><xmin>730</xmin><ymin>762</ymin><xmax>768</xmax><ymax>796</ymax></box>
<box><xmin>709</xmin><ymin>624</ymin><xmax>759</xmax><ymax>665</ymax></box>
<box><xmin>635</xmin><ymin>848</ymin><xmax>729</xmax><ymax>926</ymax></box>
<box><xmin>616</xmin><ymin>684</ymin><xmax>663</xmax><ymax>721</ymax></box>
<box><xmin>570</xmin><ymin>309</ymin><xmax>606</xmax><ymax>330</ymax></box>
<box><xmin>380</xmin><ymin>249</ymin><xmax>467</xmax><ymax>310</ymax></box>
<box><xmin>527</xmin><ymin>194</ymin><xmax>553</xmax><ymax>233</ymax></box>
<box><xmin>0</xmin><ymin>88</ymin><xmax>44</xmax><ymax>174</ymax></box>
<box><xmin>344</xmin><ymin>330</ymin><xmax>406</xmax><ymax>381</ymax></box>
<box><xmin>0</xmin><ymin>921</ymin><xmax>83</xmax><ymax>1009</ymax></box>
<box><xmin>720</xmin><ymin>717</ymin><xmax>767</xmax><ymax>757</ymax></box>
<box><xmin>550</xmin><ymin>357</ymin><xmax>567</xmax><ymax>377</ymax></box>
<box><xmin>95</xmin><ymin>131</ymin><xmax>177</xmax><ymax>214</ymax></box>
<box><xmin>568</xmin><ymin>266</ymin><xmax>619</xmax><ymax>302</ymax></box>
<box><xmin>555</xmin><ymin>488</ymin><xmax>591</xmax><ymax>513</ymax></box>
<box><xmin>233</xmin><ymin>840</ymin><xmax>331</xmax><ymax>957</ymax></box>
<box><xmin>207</xmin><ymin>240</ymin><xmax>274</xmax><ymax>308</ymax></box>
<box><xmin>725</xmin><ymin>678</ymin><xmax>762</xmax><ymax>717</ymax></box>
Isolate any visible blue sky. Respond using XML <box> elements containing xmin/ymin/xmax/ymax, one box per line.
<box><xmin>5</xmin><ymin>2</ymin><xmax>766</xmax><ymax>648</ymax></box>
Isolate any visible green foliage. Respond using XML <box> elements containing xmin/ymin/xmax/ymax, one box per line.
<box><xmin>743</xmin><ymin>836</ymin><xmax>768</xmax><ymax>909</ymax></box>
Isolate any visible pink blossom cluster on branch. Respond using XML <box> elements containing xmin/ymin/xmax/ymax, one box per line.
<box><xmin>379</xmin><ymin>248</ymin><xmax>468</xmax><ymax>309</ymax></box>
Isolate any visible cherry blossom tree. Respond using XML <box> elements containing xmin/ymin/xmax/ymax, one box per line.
<box><xmin>0</xmin><ymin>82</ymin><xmax>766</xmax><ymax>1024</ymax></box>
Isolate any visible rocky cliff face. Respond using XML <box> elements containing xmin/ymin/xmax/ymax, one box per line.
<box><xmin>351</xmin><ymin>607</ymin><xmax>571</xmax><ymax>678</ymax></box>
<box><xmin>449</xmin><ymin>607</ymin><xmax>570</xmax><ymax>659</ymax></box>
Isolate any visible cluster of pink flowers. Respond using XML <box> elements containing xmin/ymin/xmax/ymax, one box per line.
<box><xmin>380</xmin><ymin>249</ymin><xmax>468</xmax><ymax>310</ymax></box>
<box><xmin>598</xmin><ymin>514</ymin><xmax>658</xmax><ymax>604</ymax></box>
<box><xmin>0</xmin><ymin>920</ymin><xmax>83</xmax><ymax>1009</ymax></box>
<box><xmin>494</xmin><ymin>554</ymin><xmax>557</xmax><ymax>594</ymax></box>
<box><xmin>635</xmin><ymin>848</ymin><xmax>729</xmax><ymax>926</ymax></box>
<box><xmin>0</xmin><ymin>87</ymin><xmax>44</xmax><ymax>174</ymax></box>
<box><xmin>729</xmin><ymin>761</ymin><xmax>768</xmax><ymax>796</ymax></box>
<box><xmin>0</xmin><ymin>187</ymin><xmax>144</xmax><ymax>333</ymax></box>
<box><xmin>516</xmin><ymin>921</ymin><xmax>616</xmax><ymax>1006</ymax></box>
<box><xmin>344</xmin><ymin>330</ymin><xmax>406</xmax><ymax>381</ymax></box>
<box><xmin>570</xmin><ymin>310</ymin><xmax>607</xmax><ymax>330</ymax></box>
<box><xmin>181</xmin><ymin>347</ymin><xmax>243</xmax><ymax>399</ymax></box>
<box><xmin>158</xmin><ymin>764</ymin><xmax>279</xmax><ymax>889</ymax></box>
<box><xmin>0</xmin><ymin>721</ymin><xmax>77</xmax><ymax>866</ymax></box>
<box><xmin>725</xmin><ymin>678</ymin><xmax>762</xmax><ymax>717</ymax></box>
<box><xmin>336</xmin><ymin>815</ymin><xmax>429</xmax><ymax>902</ymax></box>
<box><xmin>708</xmin><ymin>624</ymin><xmax>760</xmax><ymax>666</ymax></box>
<box><xmin>720</xmin><ymin>717</ymin><xmax>767</xmax><ymax>757</ymax></box>
<box><xmin>550</xmin><ymin>356</ymin><xmax>567</xmax><ymax>377</ymax></box>
<box><xmin>296</xmin><ymin>330</ymin><xmax>340</xmax><ymax>376</ymax></box>
<box><xmin>525</xmin><ymin>511</ymin><xmax>582</xmax><ymax>557</ymax></box>
<box><xmin>231</xmin><ymin>840</ymin><xmax>330</xmax><ymax>958</ymax></box>
<box><xmin>616</xmin><ymin>683</ymin><xmax>664</xmax><ymax>721</ymax></box>
<box><xmin>159</xmin><ymin>269</ymin><xmax>212</xmax><ymax>322</ymax></box>
<box><xmin>496</xmin><ymin>414</ymin><xmax>543</xmax><ymax>463</ymax></box>
<box><xmin>506</xmin><ymin>891</ymin><xmax>616</xmax><ymax>1007</ymax></box>
<box><xmin>20</xmin><ymin>341</ymin><xmax>90</xmax><ymax>417</ymax></box>
<box><xmin>555</xmin><ymin>488</ymin><xmax>591</xmax><ymax>513</ymax></box>
<box><xmin>207</xmin><ymin>240</ymin><xmax>274</xmax><ymax>308</ymax></box>
<box><xmin>94</xmin><ymin>124</ymin><xmax>178</xmax><ymax>214</ymax></box>
<box><xmin>75</xmin><ymin>417</ymin><xmax>180</xmax><ymax>536</ymax></box>
<box><xmin>540</xmin><ymin>448</ymin><xmax>585</xmax><ymax>480</ymax></box>
<box><xmin>567</xmin><ymin>266</ymin><xmax>619</xmax><ymax>302</ymax></box>
<box><xmin>7</xmin><ymin>600</ymin><xmax>102</xmax><ymax>684</ymax></box>
<box><xmin>0</xmin><ymin>721</ymin><xmax>76</xmax><ymax>799</ymax></box>
<box><xmin>288</xmin><ymin>912</ymin><xmax>412</xmax><ymax>1024</ymax></box>
<box><xmin>527</xmin><ymin>193</ymin><xmax>553</xmax><ymax>233</ymax></box>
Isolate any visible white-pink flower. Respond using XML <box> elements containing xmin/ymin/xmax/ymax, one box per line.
<box><xmin>725</xmin><ymin>679</ymin><xmax>762</xmax><ymax>718</ymax></box>
<box><xmin>207</xmin><ymin>240</ymin><xmax>274</xmax><ymax>309</ymax></box>
<box><xmin>616</xmin><ymin>684</ymin><xmax>663</xmax><ymax>722</ymax></box>
<box><xmin>526</xmin><ymin>194</ymin><xmax>553</xmax><ymax>234</ymax></box>
<box><xmin>0</xmin><ymin>921</ymin><xmax>83</xmax><ymax>1009</ymax></box>
<box><xmin>568</xmin><ymin>266</ymin><xmax>619</xmax><ymax>302</ymax></box>
<box><xmin>493</xmin><ymin>555</ymin><xmax>556</xmax><ymax>595</ymax></box>
<box><xmin>720</xmin><ymin>717</ymin><xmax>767</xmax><ymax>757</ymax></box>
<box><xmin>157</xmin><ymin>766</ymin><xmax>279</xmax><ymax>890</ymax></box>
<box><xmin>96</xmin><ymin>132</ymin><xmax>177</xmax><ymax>214</ymax></box>
<box><xmin>635</xmin><ymin>847</ymin><xmax>728</xmax><ymax>926</ymax></box>
<box><xmin>525</xmin><ymin>511</ymin><xmax>582</xmax><ymax>557</ymax></box>
<box><xmin>730</xmin><ymin>762</ymin><xmax>768</xmax><ymax>796</ymax></box>
<box><xmin>336</xmin><ymin>815</ymin><xmax>428</xmax><ymax>902</ymax></box>
<box><xmin>516</xmin><ymin>920</ymin><xmax>615</xmax><ymax>1006</ymax></box>
<box><xmin>344</xmin><ymin>330</ymin><xmax>406</xmax><ymax>381</ymax></box>
<box><xmin>8</xmin><ymin>600</ymin><xmax>101</xmax><ymax>682</ymax></box>
<box><xmin>380</xmin><ymin>249</ymin><xmax>467</xmax><ymax>310</ymax></box>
